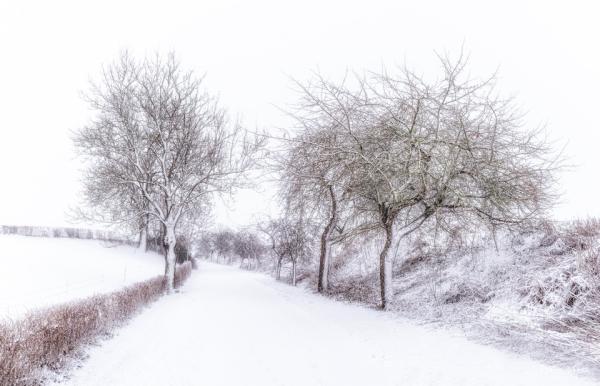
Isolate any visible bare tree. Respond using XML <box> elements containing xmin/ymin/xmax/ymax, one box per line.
<box><xmin>278</xmin><ymin>95</ymin><xmax>356</xmax><ymax>293</ymax></box>
<box><xmin>277</xmin><ymin>148</ymin><xmax>337</xmax><ymax>290</ymax></box>
<box><xmin>196</xmin><ymin>232</ymin><xmax>217</xmax><ymax>260</ymax></box>
<box><xmin>260</xmin><ymin>216</ymin><xmax>314</xmax><ymax>285</ymax></box>
<box><xmin>75</xmin><ymin>52</ymin><xmax>262</xmax><ymax>292</ymax></box>
<box><xmin>289</xmin><ymin>54</ymin><xmax>558</xmax><ymax>309</ymax></box>
<box><xmin>213</xmin><ymin>229</ymin><xmax>236</xmax><ymax>263</ymax></box>
<box><xmin>233</xmin><ymin>231</ymin><xmax>265</xmax><ymax>269</ymax></box>
<box><xmin>260</xmin><ymin>219</ymin><xmax>288</xmax><ymax>280</ymax></box>
<box><xmin>261</xmin><ymin>218</ymin><xmax>295</xmax><ymax>280</ymax></box>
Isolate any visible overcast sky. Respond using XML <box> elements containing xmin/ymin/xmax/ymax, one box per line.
<box><xmin>0</xmin><ymin>0</ymin><xmax>598</xmax><ymax>228</ymax></box>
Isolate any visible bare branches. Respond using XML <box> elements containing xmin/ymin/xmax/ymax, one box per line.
<box><xmin>279</xmin><ymin>54</ymin><xmax>559</xmax><ymax>309</ymax></box>
<box><xmin>74</xmin><ymin>52</ymin><xmax>263</xmax><ymax>291</ymax></box>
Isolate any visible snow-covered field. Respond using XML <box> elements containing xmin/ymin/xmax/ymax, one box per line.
<box><xmin>55</xmin><ymin>262</ymin><xmax>597</xmax><ymax>386</ymax></box>
<box><xmin>0</xmin><ymin>234</ymin><xmax>163</xmax><ymax>319</ymax></box>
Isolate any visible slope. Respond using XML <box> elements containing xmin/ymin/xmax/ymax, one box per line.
<box><xmin>0</xmin><ymin>234</ymin><xmax>163</xmax><ymax>319</ymax></box>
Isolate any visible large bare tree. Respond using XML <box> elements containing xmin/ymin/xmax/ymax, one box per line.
<box><xmin>287</xmin><ymin>55</ymin><xmax>558</xmax><ymax>309</ymax></box>
<box><xmin>75</xmin><ymin>52</ymin><xmax>262</xmax><ymax>292</ymax></box>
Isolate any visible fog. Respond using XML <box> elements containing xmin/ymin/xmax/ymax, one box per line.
<box><xmin>1</xmin><ymin>0</ymin><xmax>598</xmax><ymax>228</ymax></box>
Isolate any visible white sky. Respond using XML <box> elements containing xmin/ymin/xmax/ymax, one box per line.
<box><xmin>0</xmin><ymin>0</ymin><xmax>599</xmax><ymax>228</ymax></box>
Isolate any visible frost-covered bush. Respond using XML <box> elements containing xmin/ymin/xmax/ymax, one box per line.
<box><xmin>543</xmin><ymin>218</ymin><xmax>600</xmax><ymax>255</ymax></box>
<box><xmin>442</xmin><ymin>281</ymin><xmax>495</xmax><ymax>304</ymax></box>
<box><xmin>174</xmin><ymin>261</ymin><xmax>193</xmax><ymax>288</ymax></box>
<box><xmin>498</xmin><ymin>220</ymin><xmax>600</xmax><ymax>368</ymax></box>
<box><xmin>328</xmin><ymin>272</ymin><xmax>379</xmax><ymax>305</ymax></box>
<box><xmin>520</xmin><ymin>220</ymin><xmax>600</xmax><ymax>313</ymax></box>
<box><xmin>175</xmin><ymin>236</ymin><xmax>191</xmax><ymax>264</ymax></box>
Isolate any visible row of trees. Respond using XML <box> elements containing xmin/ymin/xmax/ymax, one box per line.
<box><xmin>276</xmin><ymin>54</ymin><xmax>557</xmax><ymax>309</ymax></box>
<box><xmin>77</xmin><ymin>52</ymin><xmax>557</xmax><ymax>308</ymax></box>
<box><xmin>197</xmin><ymin>221</ymin><xmax>314</xmax><ymax>285</ymax></box>
<box><xmin>198</xmin><ymin>229</ymin><xmax>265</xmax><ymax>269</ymax></box>
<box><xmin>75</xmin><ymin>52</ymin><xmax>262</xmax><ymax>291</ymax></box>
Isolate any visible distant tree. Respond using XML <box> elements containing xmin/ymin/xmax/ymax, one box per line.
<box><xmin>196</xmin><ymin>232</ymin><xmax>217</xmax><ymax>260</ymax></box>
<box><xmin>213</xmin><ymin>229</ymin><xmax>236</xmax><ymax>263</ymax></box>
<box><xmin>260</xmin><ymin>219</ymin><xmax>290</xmax><ymax>280</ymax></box>
<box><xmin>261</xmin><ymin>215</ymin><xmax>314</xmax><ymax>285</ymax></box>
<box><xmin>232</xmin><ymin>231</ymin><xmax>266</xmax><ymax>269</ymax></box>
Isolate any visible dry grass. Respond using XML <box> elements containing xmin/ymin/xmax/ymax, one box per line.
<box><xmin>0</xmin><ymin>262</ymin><xmax>192</xmax><ymax>386</ymax></box>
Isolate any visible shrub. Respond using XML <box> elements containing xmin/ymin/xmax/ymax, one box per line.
<box><xmin>442</xmin><ymin>282</ymin><xmax>494</xmax><ymax>305</ymax></box>
<box><xmin>548</xmin><ymin>218</ymin><xmax>600</xmax><ymax>255</ymax></box>
<box><xmin>328</xmin><ymin>273</ymin><xmax>379</xmax><ymax>305</ymax></box>
<box><xmin>175</xmin><ymin>236</ymin><xmax>191</xmax><ymax>264</ymax></box>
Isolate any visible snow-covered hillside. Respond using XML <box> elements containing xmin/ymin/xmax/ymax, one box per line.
<box><xmin>53</xmin><ymin>262</ymin><xmax>596</xmax><ymax>386</ymax></box>
<box><xmin>311</xmin><ymin>220</ymin><xmax>600</xmax><ymax>374</ymax></box>
<box><xmin>0</xmin><ymin>234</ymin><xmax>163</xmax><ymax>319</ymax></box>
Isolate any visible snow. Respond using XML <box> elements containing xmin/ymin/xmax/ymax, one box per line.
<box><xmin>55</xmin><ymin>262</ymin><xmax>597</xmax><ymax>386</ymax></box>
<box><xmin>0</xmin><ymin>234</ymin><xmax>163</xmax><ymax>319</ymax></box>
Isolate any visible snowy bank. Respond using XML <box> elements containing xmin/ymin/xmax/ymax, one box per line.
<box><xmin>0</xmin><ymin>234</ymin><xmax>164</xmax><ymax>319</ymax></box>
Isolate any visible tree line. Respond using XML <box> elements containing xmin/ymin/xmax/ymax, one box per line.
<box><xmin>76</xmin><ymin>51</ymin><xmax>557</xmax><ymax>306</ymax></box>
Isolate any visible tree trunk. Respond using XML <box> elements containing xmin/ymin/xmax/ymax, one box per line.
<box><xmin>291</xmin><ymin>259</ymin><xmax>297</xmax><ymax>286</ymax></box>
<box><xmin>164</xmin><ymin>223</ymin><xmax>177</xmax><ymax>293</ymax></box>
<box><xmin>379</xmin><ymin>223</ymin><xmax>394</xmax><ymax>310</ymax></box>
<box><xmin>159</xmin><ymin>222</ymin><xmax>168</xmax><ymax>258</ymax></box>
<box><xmin>318</xmin><ymin>185</ymin><xmax>337</xmax><ymax>293</ymax></box>
<box><xmin>276</xmin><ymin>257</ymin><xmax>282</xmax><ymax>280</ymax></box>
<box><xmin>138</xmin><ymin>221</ymin><xmax>148</xmax><ymax>252</ymax></box>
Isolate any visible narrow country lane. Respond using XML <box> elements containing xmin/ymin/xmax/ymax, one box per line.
<box><xmin>56</xmin><ymin>262</ymin><xmax>597</xmax><ymax>386</ymax></box>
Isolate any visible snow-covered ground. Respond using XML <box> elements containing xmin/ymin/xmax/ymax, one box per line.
<box><xmin>55</xmin><ymin>262</ymin><xmax>597</xmax><ymax>386</ymax></box>
<box><xmin>0</xmin><ymin>234</ymin><xmax>163</xmax><ymax>319</ymax></box>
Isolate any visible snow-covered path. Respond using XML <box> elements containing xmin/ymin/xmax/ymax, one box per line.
<box><xmin>57</xmin><ymin>262</ymin><xmax>596</xmax><ymax>386</ymax></box>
